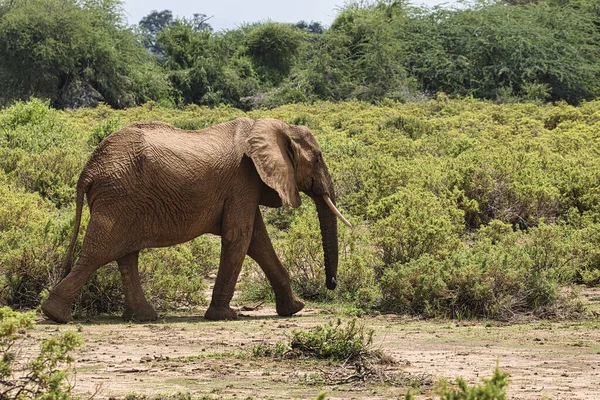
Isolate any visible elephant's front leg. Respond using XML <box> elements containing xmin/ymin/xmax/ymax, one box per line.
<box><xmin>204</xmin><ymin>210</ymin><xmax>255</xmax><ymax>321</ymax></box>
<box><xmin>247</xmin><ymin>213</ymin><xmax>304</xmax><ymax>317</ymax></box>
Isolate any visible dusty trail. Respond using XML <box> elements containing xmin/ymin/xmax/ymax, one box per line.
<box><xmin>27</xmin><ymin>288</ymin><xmax>600</xmax><ymax>399</ymax></box>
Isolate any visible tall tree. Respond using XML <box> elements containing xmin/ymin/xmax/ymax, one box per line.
<box><xmin>404</xmin><ymin>2</ymin><xmax>600</xmax><ymax>103</ymax></box>
<box><xmin>246</xmin><ymin>22</ymin><xmax>305</xmax><ymax>85</ymax></box>
<box><xmin>0</xmin><ymin>0</ymin><xmax>171</xmax><ymax>108</ymax></box>
<box><xmin>191</xmin><ymin>13</ymin><xmax>213</xmax><ymax>32</ymax></box>
<box><xmin>139</xmin><ymin>9</ymin><xmax>174</xmax><ymax>56</ymax></box>
<box><xmin>157</xmin><ymin>19</ymin><xmax>258</xmax><ymax>106</ymax></box>
<box><xmin>295</xmin><ymin>20</ymin><xmax>325</xmax><ymax>34</ymax></box>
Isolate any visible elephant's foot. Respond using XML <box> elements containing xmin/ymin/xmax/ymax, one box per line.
<box><xmin>276</xmin><ymin>296</ymin><xmax>305</xmax><ymax>317</ymax></box>
<box><xmin>122</xmin><ymin>304</ymin><xmax>158</xmax><ymax>322</ymax></box>
<box><xmin>204</xmin><ymin>304</ymin><xmax>238</xmax><ymax>320</ymax></box>
<box><xmin>41</xmin><ymin>293</ymin><xmax>73</xmax><ymax>323</ymax></box>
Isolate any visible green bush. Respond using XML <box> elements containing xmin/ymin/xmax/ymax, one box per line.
<box><xmin>369</xmin><ymin>186</ymin><xmax>464</xmax><ymax>265</ymax></box>
<box><xmin>140</xmin><ymin>246</ymin><xmax>208</xmax><ymax>310</ymax></box>
<box><xmin>89</xmin><ymin>117</ymin><xmax>124</xmax><ymax>147</ymax></box>
<box><xmin>405</xmin><ymin>3</ymin><xmax>600</xmax><ymax>104</ymax></box>
<box><xmin>0</xmin><ymin>307</ymin><xmax>82</xmax><ymax>399</ymax></box>
<box><xmin>0</xmin><ymin>0</ymin><xmax>171</xmax><ymax>108</ymax></box>
<box><xmin>158</xmin><ymin>22</ymin><xmax>260</xmax><ymax>108</ymax></box>
<box><xmin>380</xmin><ymin>220</ymin><xmax>584</xmax><ymax>319</ymax></box>
<box><xmin>289</xmin><ymin>318</ymin><xmax>376</xmax><ymax>362</ymax></box>
<box><xmin>435</xmin><ymin>365</ymin><xmax>510</xmax><ymax>400</ymax></box>
<box><xmin>246</xmin><ymin>22</ymin><xmax>305</xmax><ymax>86</ymax></box>
<box><xmin>251</xmin><ymin>319</ymin><xmax>380</xmax><ymax>363</ymax></box>
<box><xmin>2</xmin><ymin>98</ymin><xmax>600</xmax><ymax>320</ymax></box>
<box><xmin>0</xmin><ymin>184</ymin><xmax>67</xmax><ymax>308</ymax></box>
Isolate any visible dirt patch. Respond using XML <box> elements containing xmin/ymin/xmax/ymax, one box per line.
<box><xmin>27</xmin><ymin>288</ymin><xmax>600</xmax><ymax>399</ymax></box>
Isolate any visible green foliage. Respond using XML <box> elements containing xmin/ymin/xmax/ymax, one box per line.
<box><xmin>2</xmin><ymin>98</ymin><xmax>600</xmax><ymax>320</ymax></box>
<box><xmin>290</xmin><ymin>318</ymin><xmax>376</xmax><ymax>361</ymax></box>
<box><xmin>251</xmin><ymin>341</ymin><xmax>287</xmax><ymax>358</ymax></box>
<box><xmin>140</xmin><ymin>246</ymin><xmax>208</xmax><ymax>310</ymax></box>
<box><xmin>0</xmin><ymin>183</ymin><xmax>68</xmax><ymax>307</ymax></box>
<box><xmin>89</xmin><ymin>116</ymin><xmax>124</xmax><ymax>147</ymax></box>
<box><xmin>158</xmin><ymin>22</ymin><xmax>260</xmax><ymax>107</ymax></box>
<box><xmin>0</xmin><ymin>307</ymin><xmax>82</xmax><ymax>399</ymax></box>
<box><xmin>379</xmin><ymin>220</ymin><xmax>585</xmax><ymax>319</ymax></box>
<box><xmin>0</xmin><ymin>307</ymin><xmax>35</xmax><ymax>382</ymax></box>
<box><xmin>246</xmin><ymin>22</ymin><xmax>305</xmax><ymax>85</ymax></box>
<box><xmin>321</xmin><ymin>1</ymin><xmax>415</xmax><ymax>102</ymax></box>
<box><xmin>252</xmin><ymin>319</ymin><xmax>379</xmax><ymax>363</ymax></box>
<box><xmin>435</xmin><ymin>365</ymin><xmax>510</xmax><ymax>400</ymax></box>
<box><xmin>0</xmin><ymin>0</ymin><xmax>171</xmax><ymax>108</ymax></box>
<box><xmin>405</xmin><ymin>2</ymin><xmax>600</xmax><ymax>103</ymax></box>
<box><xmin>369</xmin><ymin>186</ymin><xmax>464</xmax><ymax>265</ymax></box>
<box><xmin>2</xmin><ymin>0</ymin><xmax>600</xmax><ymax>108</ymax></box>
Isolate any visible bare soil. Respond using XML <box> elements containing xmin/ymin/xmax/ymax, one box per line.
<box><xmin>29</xmin><ymin>287</ymin><xmax>600</xmax><ymax>399</ymax></box>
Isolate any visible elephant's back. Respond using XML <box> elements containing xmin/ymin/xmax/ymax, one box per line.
<box><xmin>87</xmin><ymin>122</ymin><xmax>230</xmax><ymax>178</ymax></box>
<box><xmin>82</xmin><ymin>121</ymin><xmax>236</xmax><ymax>228</ymax></box>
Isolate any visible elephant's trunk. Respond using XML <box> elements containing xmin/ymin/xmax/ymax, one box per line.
<box><xmin>314</xmin><ymin>195</ymin><xmax>339</xmax><ymax>290</ymax></box>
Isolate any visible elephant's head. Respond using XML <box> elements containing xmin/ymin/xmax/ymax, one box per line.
<box><xmin>242</xmin><ymin>118</ymin><xmax>351</xmax><ymax>290</ymax></box>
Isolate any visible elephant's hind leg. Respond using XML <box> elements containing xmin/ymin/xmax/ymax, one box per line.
<box><xmin>42</xmin><ymin>214</ymin><xmax>128</xmax><ymax>323</ymax></box>
<box><xmin>42</xmin><ymin>253</ymin><xmax>108</xmax><ymax>323</ymax></box>
<box><xmin>247</xmin><ymin>213</ymin><xmax>304</xmax><ymax>317</ymax></box>
<box><xmin>118</xmin><ymin>251</ymin><xmax>158</xmax><ymax>322</ymax></box>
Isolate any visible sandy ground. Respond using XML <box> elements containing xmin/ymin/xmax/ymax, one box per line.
<box><xmin>25</xmin><ymin>287</ymin><xmax>600</xmax><ymax>399</ymax></box>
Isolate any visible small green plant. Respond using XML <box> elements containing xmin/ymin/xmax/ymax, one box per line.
<box><xmin>290</xmin><ymin>318</ymin><xmax>376</xmax><ymax>362</ymax></box>
<box><xmin>251</xmin><ymin>341</ymin><xmax>287</xmax><ymax>358</ymax></box>
<box><xmin>434</xmin><ymin>365</ymin><xmax>510</xmax><ymax>400</ymax></box>
<box><xmin>0</xmin><ymin>306</ymin><xmax>83</xmax><ymax>399</ymax></box>
<box><xmin>250</xmin><ymin>319</ymin><xmax>379</xmax><ymax>363</ymax></box>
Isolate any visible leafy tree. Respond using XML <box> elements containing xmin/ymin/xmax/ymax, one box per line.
<box><xmin>246</xmin><ymin>22</ymin><xmax>305</xmax><ymax>85</ymax></box>
<box><xmin>157</xmin><ymin>20</ymin><xmax>259</xmax><ymax>106</ymax></box>
<box><xmin>405</xmin><ymin>2</ymin><xmax>600</xmax><ymax>103</ymax></box>
<box><xmin>295</xmin><ymin>20</ymin><xmax>325</xmax><ymax>34</ymax></box>
<box><xmin>139</xmin><ymin>9</ymin><xmax>174</xmax><ymax>56</ymax></box>
<box><xmin>0</xmin><ymin>0</ymin><xmax>171</xmax><ymax>108</ymax></box>
<box><xmin>290</xmin><ymin>0</ymin><xmax>414</xmax><ymax>103</ymax></box>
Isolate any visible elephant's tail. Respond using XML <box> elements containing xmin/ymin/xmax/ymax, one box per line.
<box><xmin>60</xmin><ymin>175</ymin><xmax>92</xmax><ymax>279</ymax></box>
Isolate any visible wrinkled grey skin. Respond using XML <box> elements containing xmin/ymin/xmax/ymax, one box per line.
<box><xmin>41</xmin><ymin>118</ymin><xmax>339</xmax><ymax>323</ymax></box>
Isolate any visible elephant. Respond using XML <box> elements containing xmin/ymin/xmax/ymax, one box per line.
<box><xmin>41</xmin><ymin>117</ymin><xmax>351</xmax><ymax>323</ymax></box>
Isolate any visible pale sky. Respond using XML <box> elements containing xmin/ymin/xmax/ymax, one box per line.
<box><xmin>122</xmin><ymin>0</ymin><xmax>452</xmax><ymax>30</ymax></box>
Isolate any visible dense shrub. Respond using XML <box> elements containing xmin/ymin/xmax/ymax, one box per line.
<box><xmin>246</xmin><ymin>22</ymin><xmax>305</xmax><ymax>86</ymax></box>
<box><xmin>0</xmin><ymin>0</ymin><xmax>171</xmax><ymax>108</ymax></box>
<box><xmin>369</xmin><ymin>187</ymin><xmax>464</xmax><ymax>265</ymax></box>
<box><xmin>380</xmin><ymin>221</ymin><xmax>584</xmax><ymax>319</ymax></box>
<box><xmin>289</xmin><ymin>318</ymin><xmax>376</xmax><ymax>361</ymax></box>
<box><xmin>0</xmin><ymin>307</ymin><xmax>82</xmax><ymax>399</ymax></box>
<box><xmin>1</xmin><ymin>98</ymin><xmax>600</xmax><ymax>320</ymax></box>
<box><xmin>405</xmin><ymin>2</ymin><xmax>600</xmax><ymax>103</ymax></box>
<box><xmin>157</xmin><ymin>22</ymin><xmax>260</xmax><ymax>108</ymax></box>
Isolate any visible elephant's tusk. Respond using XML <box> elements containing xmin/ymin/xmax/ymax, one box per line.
<box><xmin>323</xmin><ymin>195</ymin><xmax>352</xmax><ymax>228</ymax></box>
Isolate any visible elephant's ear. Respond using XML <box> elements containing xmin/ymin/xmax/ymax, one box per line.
<box><xmin>244</xmin><ymin>119</ymin><xmax>301</xmax><ymax>208</ymax></box>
